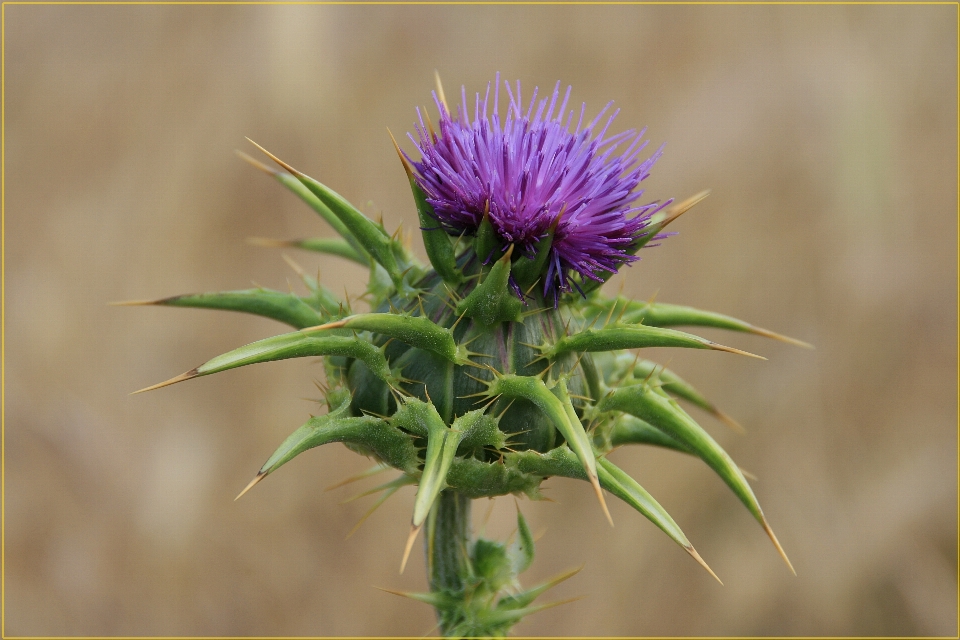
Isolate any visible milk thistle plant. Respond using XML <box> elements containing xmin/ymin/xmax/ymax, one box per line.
<box><xmin>131</xmin><ymin>75</ymin><xmax>808</xmax><ymax>637</ymax></box>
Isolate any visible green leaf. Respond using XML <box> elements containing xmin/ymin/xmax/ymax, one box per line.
<box><xmin>444</xmin><ymin>456</ymin><xmax>543</xmax><ymax>499</ymax></box>
<box><xmin>511</xmin><ymin>224</ymin><xmax>555</xmax><ymax>290</ymax></box>
<box><xmin>596</xmin><ymin>457</ymin><xmax>687</xmax><ymax>548</ymax></box>
<box><xmin>453</xmin><ymin>410</ymin><xmax>506</xmax><ymax>456</ymax></box>
<box><xmin>507</xmin><ymin>446</ymin><xmax>720</xmax><ymax>581</ymax></box>
<box><xmin>585</xmin><ymin>297</ymin><xmax>811</xmax><ymax>348</ymax></box>
<box><xmin>474</xmin><ymin>209</ymin><xmax>506</xmax><ymax>264</ymax></box>
<box><xmin>594</xmin><ymin>381</ymin><xmax>793</xmax><ymax>574</ymax></box>
<box><xmin>303</xmin><ymin>312</ymin><xmax>467</xmax><ymax>365</ymax></box>
<box><xmin>251</xmin><ymin>236</ymin><xmax>369</xmax><ymax>267</ymax></box>
<box><xmin>135</xmin><ymin>332</ymin><xmax>396</xmax><ymax>394</ymax></box>
<box><xmin>546</xmin><ymin>324</ymin><xmax>764</xmax><ymax>359</ymax></box>
<box><xmin>390</xmin><ymin>133</ymin><xmax>462</xmax><ymax>285</ymax></box>
<box><xmin>498</xmin><ymin>566</ymin><xmax>581</xmax><ymax>610</ymax></box>
<box><xmin>608</xmin><ymin>414</ymin><xmax>692</xmax><ymax>452</ymax></box>
<box><xmin>510</xmin><ymin>508</ymin><xmax>535</xmax><ymax>575</ymax></box>
<box><xmin>488</xmin><ymin>375</ymin><xmax>610</xmax><ymax>524</ymax></box>
<box><xmin>393</xmin><ymin>399</ymin><xmax>461</xmax><ymax>528</ymax></box>
<box><xmin>472</xmin><ymin>538</ymin><xmax>513</xmax><ymax>591</ymax></box>
<box><xmin>253</xmin><ymin>407</ymin><xmax>419</xmax><ymax>485</ymax></box>
<box><xmin>247</xmin><ymin>141</ymin><xmax>413</xmax><ymax>295</ymax></box>
<box><xmin>267</xmin><ymin>167</ymin><xmax>370</xmax><ymax>262</ymax></box>
<box><xmin>597</xmin><ymin>353</ymin><xmax>744</xmax><ymax>432</ymax></box>
<box><xmin>292</xmin><ymin>173</ymin><xmax>408</xmax><ymax>290</ymax></box>
<box><xmin>127</xmin><ymin>289</ymin><xmax>324</xmax><ymax>329</ymax></box>
<box><xmin>597</xmin><ymin>457</ymin><xmax>721</xmax><ymax>582</ymax></box>
<box><xmin>455</xmin><ymin>247</ymin><xmax>522</xmax><ymax>326</ymax></box>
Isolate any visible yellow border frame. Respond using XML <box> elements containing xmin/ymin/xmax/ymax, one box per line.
<box><xmin>0</xmin><ymin>2</ymin><xmax>956</xmax><ymax>639</ymax></box>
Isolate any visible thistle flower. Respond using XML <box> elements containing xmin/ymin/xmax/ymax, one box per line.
<box><xmin>127</xmin><ymin>76</ymin><xmax>809</xmax><ymax>637</ymax></box>
<box><xmin>409</xmin><ymin>76</ymin><xmax>671</xmax><ymax>302</ymax></box>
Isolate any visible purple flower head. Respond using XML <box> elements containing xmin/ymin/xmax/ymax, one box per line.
<box><xmin>408</xmin><ymin>75</ymin><xmax>672</xmax><ymax>302</ymax></box>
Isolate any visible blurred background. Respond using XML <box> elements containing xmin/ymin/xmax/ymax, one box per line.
<box><xmin>5</xmin><ymin>3</ymin><xmax>957</xmax><ymax>637</ymax></box>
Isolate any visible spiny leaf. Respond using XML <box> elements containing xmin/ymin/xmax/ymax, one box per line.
<box><xmin>587</xmin><ymin>298</ymin><xmax>812</xmax><ymax>349</ymax></box>
<box><xmin>375</xmin><ymin>586</ymin><xmax>458</xmax><ymax>608</ymax></box>
<box><xmin>475</xmin><ymin>596</ymin><xmax>581</xmax><ymax>628</ymax></box>
<box><xmin>444</xmin><ymin>456</ymin><xmax>544</xmax><ymax>500</ymax></box>
<box><xmin>597</xmin><ymin>457</ymin><xmax>721</xmax><ymax>584</ymax></box>
<box><xmin>392</xmin><ymin>399</ymin><xmax>463</xmax><ymax>528</ymax></box>
<box><xmin>602</xmin><ymin>353</ymin><xmax>744</xmax><ymax>433</ymax></box>
<box><xmin>546</xmin><ymin>324</ymin><xmax>765</xmax><ymax>360</ymax></box>
<box><xmin>237</xmin><ymin>150</ymin><xmax>369</xmax><ymax>262</ymax></box>
<box><xmin>489</xmin><ymin>375</ymin><xmax>610</xmax><ymax>525</ymax></box>
<box><xmin>303</xmin><ymin>312</ymin><xmax>468</xmax><ymax>365</ymax></box>
<box><xmin>507</xmin><ymin>447</ymin><xmax>719</xmax><ymax>582</ymax></box>
<box><xmin>246</xmin><ymin>139</ymin><xmax>414</xmax><ymax>295</ymax></box>
<box><xmin>510</xmin><ymin>506</ymin><xmax>535</xmax><ymax>575</ymax></box>
<box><xmin>248</xmin><ymin>236</ymin><xmax>369</xmax><ymax>267</ymax></box>
<box><xmin>240</xmin><ymin>390</ymin><xmax>420</xmax><ymax>496</ymax></box>
<box><xmin>389</xmin><ymin>129</ymin><xmax>462</xmax><ymax>285</ymax></box>
<box><xmin>596</xmin><ymin>383</ymin><xmax>793</xmax><ymax>573</ymax></box>
<box><xmin>453</xmin><ymin>410</ymin><xmax>507</xmax><ymax>456</ymax></box>
<box><xmin>498</xmin><ymin>566</ymin><xmax>582</xmax><ymax>610</ymax></box>
<box><xmin>455</xmin><ymin>246</ymin><xmax>523</xmax><ymax>326</ymax></box>
<box><xmin>115</xmin><ymin>289</ymin><xmax>325</xmax><ymax>329</ymax></box>
<box><xmin>277</xmin><ymin>254</ymin><xmax>346</xmax><ymax>316</ymax></box>
<box><xmin>133</xmin><ymin>333</ymin><xmax>396</xmax><ymax>394</ymax></box>
<box><xmin>608</xmin><ymin>414</ymin><xmax>692</xmax><ymax>452</ymax></box>
<box><xmin>511</xmin><ymin>218</ymin><xmax>557</xmax><ymax>289</ymax></box>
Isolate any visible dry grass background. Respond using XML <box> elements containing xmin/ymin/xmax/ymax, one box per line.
<box><xmin>4</xmin><ymin>3</ymin><xmax>957</xmax><ymax>637</ymax></box>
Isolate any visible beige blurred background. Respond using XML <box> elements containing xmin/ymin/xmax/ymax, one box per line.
<box><xmin>5</xmin><ymin>3</ymin><xmax>957</xmax><ymax>637</ymax></box>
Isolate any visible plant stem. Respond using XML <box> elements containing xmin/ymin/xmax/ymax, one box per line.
<box><xmin>426</xmin><ymin>489</ymin><xmax>471</xmax><ymax>634</ymax></box>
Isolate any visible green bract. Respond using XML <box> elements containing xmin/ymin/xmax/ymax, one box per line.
<box><xmin>130</xmin><ymin>117</ymin><xmax>810</xmax><ymax>638</ymax></box>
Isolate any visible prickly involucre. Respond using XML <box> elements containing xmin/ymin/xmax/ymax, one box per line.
<box><xmin>130</xmin><ymin>76</ymin><xmax>808</xmax><ymax>636</ymax></box>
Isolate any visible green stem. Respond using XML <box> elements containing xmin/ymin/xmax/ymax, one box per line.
<box><xmin>426</xmin><ymin>490</ymin><xmax>471</xmax><ymax>634</ymax></box>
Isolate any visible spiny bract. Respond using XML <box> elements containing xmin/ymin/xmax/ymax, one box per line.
<box><xmin>131</xmin><ymin>76</ymin><xmax>809</xmax><ymax>637</ymax></box>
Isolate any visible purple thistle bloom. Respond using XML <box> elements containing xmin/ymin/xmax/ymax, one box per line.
<box><xmin>408</xmin><ymin>75</ymin><xmax>672</xmax><ymax>302</ymax></box>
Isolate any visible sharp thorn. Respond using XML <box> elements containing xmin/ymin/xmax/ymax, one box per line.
<box><xmin>496</xmin><ymin>398</ymin><xmax>516</xmax><ymax>420</ymax></box>
<box><xmin>662</xmin><ymin>190</ymin><xmax>710</xmax><ymax>227</ymax></box>
<box><xmin>245</xmin><ymin>138</ymin><xmax>301</xmax><ymax>176</ymax></box>
<box><xmin>281</xmin><ymin>253</ymin><xmax>308</xmax><ymax>278</ymax></box>
<box><xmin>686</xmin><ymin>546</ymin><xmax>723</xmax><ymax>585</ymax></box>
<box><xmin>109</xmin><ymin>298</ymin><xmax>166</xmax><ymax>306</ymax></box>
<box><xmin>346</xmin><ymin>486</ymin><xmax>401</xmax><ymax>539</ymax></box>
<box><xmin>749</xmin><ymin>326</ymin><xmax>815</xmax><ymax>349</ymax></box>
<box><xmin>763</xmin><ymin>518</ymin><xmax>796</xmax><ymax>575</ymax></box>
<box><xmin>714</xmin><ymin>409</ymin><xmax>746</xmax><ymax>435</ymax></box>
<box><xmin>589</xmin><ymin>472</ymin><xmax>614</xmax><ymax>527</ymax></box>
<box><xmin>235</xmin><ymin>149</ymin><xmax>280</xmax><ymax>176</ymax></box>
<box><xmin>325</xmin><ymin>463</ymin><xmax>390</xmax><ymax>491</ymax></box>
<box><xmin>373</xmin><ymin>585</ymin><xmax>408</xmax><ymax>598</ymax></box>
<box><xmin>709</xmin><ymin>343</ymin><xmax>766</xmax><ymax>360</ymax></box>
<box><xmin>235</xmin><ymin>472</ymin><xmax>266</xmax><ymax>501</ymax></box>
<box><xmin>131</xmin><ymin>369</ymin><xmax>199</xmax><ymax>394</ymax></box>
<box><xmin>387</xmin><ymin>128</ymin><xmax>415</xmax><ymax>178</ymax></box>
<box><xmin>400</xmin><ymin>523</ymin><xmax>423</xmax><ymax>574</ymax></box>
<box><xmin>614</xmin><ymin>300</ymin><xmax>630</xmax><ymax>325</ymax></box>
<box><xmin>603</xmin><ymin>297</ymin><xmax>619</xmax><ymax>328</ymax></box>
<box><xmin>434</xmin><ymin>69</ymin><xmax>449</xmax><ymax>112</ymax></box>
